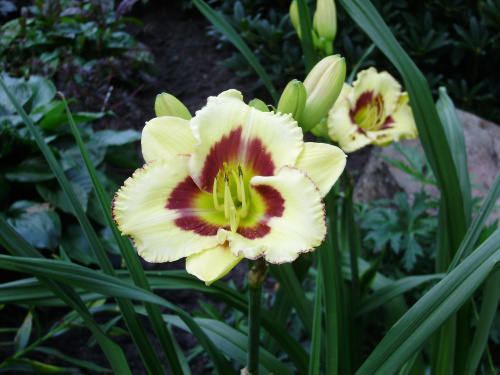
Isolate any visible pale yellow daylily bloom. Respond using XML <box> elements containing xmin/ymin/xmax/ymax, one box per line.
<box><xmin>327</xmin><ymin>67</ymin><xmax>418</xmax><ymax>153</ymax></box>
<box><xmin>113</xmin><ymin>90</ymin><xmax>347</xmax><ymax>284</ymax></box>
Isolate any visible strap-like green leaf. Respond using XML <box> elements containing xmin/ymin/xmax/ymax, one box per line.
<box><xmin>449</xmin><ymin>169</ymin><xmax>500</xmax><ymax>270</ymax></box>
<box><xmin>190</xmin><ymin>0</ymin><xmax>278</xmax><ymax>102</ymax></box>
<box><xmin>270</xmin><ymin>263</ymin><xmax>313</xmax><ymax>336</ymax></box>
<box><xmin>337</xmin><ymin>0</ymin><xmax>467</xmax><ymax>255</ymax></box>
<box><xmin>356</xmin><ymin>274</ymin><xmax>444</xmax><ymax>316</ymax></box>
<box><xmin>436</xmin><ymin>87</ymin><xmax>472</xmax><ymax>227</ymax></box>
<box><xmin>162</xmin><ymin>315</ymin><xmax>294</xmax><ymax>375</ymax></box>
<box><xmin>463</xmin><ymin>268</ymin><xmax>500</xmax><ymax>374</ymax></box>
<box><xmin>296</xmin><ymin>0</ymin><xmax>318</xmax><ymax>73</ymax></box>
<box><xmin>0</xmin><ymin>76</ymin><xmax>167</xmax><ymax>375</ymax></box>
<box><xmin>0</xmin><ymin>254</ymin><xmax>236</xmax><ymax>375</ymax></box>
<box><xmin>355</xmin><ymin>229</ymin><xmax>500</xmax><ymax>375</ymax></box>
<box><xmin>61</xmin><ymin>96</ymin><xmax>185</xmax><ymax>375</ymax></box>
<box><xmin>0</xmin><ymin>217</ymin><xmax>131</xmax><ymax>374</ymax></box>
<box><xmin>308</xmin><ymin>260</ymin><xmax>323</xmax><ymax>375</ymax></box>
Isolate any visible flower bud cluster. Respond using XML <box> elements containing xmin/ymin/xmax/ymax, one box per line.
<box><xmin>289</xmin><ymin>0</ymin><xmax>337</xmax><ymax>56</ymax></box>
<box><xmin>277</xmin><ymin>56</ymin><xmax>345</xmax><ymax>132</ymax></box>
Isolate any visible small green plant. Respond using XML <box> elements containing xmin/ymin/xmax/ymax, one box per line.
<box><xmin>358</xmin><ymin>192</ymin><xmax>438</xmax><ymax>274</ymax></box>
<box><xmin>0</xmin><ymin>0</ymin><xmax>156</xmax><ymax>111</ymax></box>
<box><xmin>0</xmin><ymin>72</ymin><xmax>141</xmax><ymax>265</ymax></box>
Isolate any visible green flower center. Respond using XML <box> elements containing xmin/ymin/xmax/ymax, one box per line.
<box><xmin>212</xmin><ymin>162</ymin><xmax>251</xmax><ymax>233</ymax></box>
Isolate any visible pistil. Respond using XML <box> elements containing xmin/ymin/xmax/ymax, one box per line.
<box><xmin>213</xmin><ymin>172</ymin><xmax>222</xmax><ymax>210</ymax></box>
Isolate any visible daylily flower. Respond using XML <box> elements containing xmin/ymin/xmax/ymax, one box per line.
<box><xmin>112</xmin><ymin>90</ymin><xmax>346</xmax><ymax>284</ymax></box>
<box><xmin>327</xmin><ymin>67</ymin><xmax>418</xmax><ymax>153</ymax></box>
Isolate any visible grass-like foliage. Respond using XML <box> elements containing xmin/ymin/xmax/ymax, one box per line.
<box><xmin>1</xmin><ymin>0</ymin><xmax>499</xmax><ymax>374</ymax></box>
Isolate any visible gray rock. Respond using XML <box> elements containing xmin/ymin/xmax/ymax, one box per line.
<box><xmin>353</xmin><ymin>109</ymin><xmax>500</xmax><ymax>224</ymax></box>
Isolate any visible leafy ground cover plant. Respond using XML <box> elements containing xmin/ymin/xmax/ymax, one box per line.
<box><xmin>0</xmin><ymin>72</ymin><xmax>142</xmax><ymax>265</ymax></box>
<box><xmin>0</xmin><ymin>0</ymin><xmax>156</xmax><ymax>112</ymax></box>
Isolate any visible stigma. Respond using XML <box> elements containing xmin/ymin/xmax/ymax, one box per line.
<box><xmin>212</xmin><ymin>163</ymin><xmax>249</xmax><ymax>233</ymax></box>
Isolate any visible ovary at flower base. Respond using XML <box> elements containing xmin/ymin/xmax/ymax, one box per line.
<box><xmin>112</xmin><ymin>90</ymin><xmax>346</xmax><ymax>284</ymax></box>
<box><xmin>327</xmin><ymin>67</ymin><xmax>418</xmax><ymax>153</ymax></box>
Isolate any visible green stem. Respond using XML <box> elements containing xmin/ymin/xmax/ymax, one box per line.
<box><xmin>248</xmin><ymin>258</ymin><xmax>267</xmax><ymax>374</ymax></box>
<box><xmin>341</xmin><ymin>170</ymin><xmax>361</xmax><ymax>371</ymax></box>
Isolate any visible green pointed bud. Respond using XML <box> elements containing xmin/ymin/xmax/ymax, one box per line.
<box><xmin>154</xmin><ymin>93</ymin><xmax>192</xmax><ymax>120</ymax></box>
<box><xmin>248</xmin><ymin>98</ymin><xmax>270</xmax><ymax>112</ymax></box>
<box><xmin>313</xmin><ymin>0</ymin><xmax>337</xmax><ymax>43</ymax></box>
<box><xmin>277</xmin><ymin>79</ymin><xmax>307</xmax><ymax>120</ymax></box>
<box><xmin>299</xmin><ymin>55</ymin><xmax>346</xmax><ymax>132</ymax></box>
<box><xmin>289</xmin><ymin>0</ymin><xmax>302</xmax><ymax>39</ymax></box>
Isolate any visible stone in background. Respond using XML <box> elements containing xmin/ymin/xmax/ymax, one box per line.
<box><xmin>354</xmin><ymin>110</ymin><xmax>500</xmax><ymax>224</ymax></box>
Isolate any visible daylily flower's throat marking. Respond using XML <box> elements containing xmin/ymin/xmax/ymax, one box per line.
<box><xmin>167</xmin><ymin>125</ymin><xmax>285</xmax><ymax>240</ymax></box>
<box><xmin>352</xmin><ymin>91</ymin><xmax>389</xmax><ymax>132</ymax></box>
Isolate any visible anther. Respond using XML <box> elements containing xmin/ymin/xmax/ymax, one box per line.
<box><xmin>238</xmin><ymin>164</ymin><xmax>248</xmax><ymax>218</ymax></box>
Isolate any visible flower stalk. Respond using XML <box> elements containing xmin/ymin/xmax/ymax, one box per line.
<box><xmin>247</xmin><ymin>258</ymin><xmax>268</xmax><ymax>374</ymax></box>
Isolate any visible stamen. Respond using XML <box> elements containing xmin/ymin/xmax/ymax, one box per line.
<box><xmin>238</xmin><ymin>165</ymin><xmax>248</xmax><ymax>218</ymax></box>
<box><xmin>212</xmin><ymin>172</ymin><xmax>222</xmax><ymax>211</ymax></box>
<box><xmin>224</xmin><ymin>173</ymin><xmax>234</xmax><ymax>220</ymax></box>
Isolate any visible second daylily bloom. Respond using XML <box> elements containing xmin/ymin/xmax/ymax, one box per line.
<box><xmin>327</xmin><ymin>67</ymin><xmax>418</xmax><ymax>153</ymax></box>
<box><xmin>112</xmin><ymin>90</ymin><xmax>346</xmax><ymax>284</ymax></box>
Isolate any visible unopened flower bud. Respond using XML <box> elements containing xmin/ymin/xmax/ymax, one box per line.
<box><xmin>277</xmin><ymin>79</ymin><xmax>307</xmax><ymax>120</ymax></box>
<box><xmin>313</xmin><ymin>0</ymin><xmax>337</xmax><ymax>43</ymax></box>
<box><xmin>155</xmin><ymin>93</ymin><xmax>192</xmax><ymax>120</ymax></box>
<box><xmin>248</xmin><ymin>98</ymin><xmax>270</xmax><ymax>112</ymax></box>
<box><xmin>299</xmin><ymin>55</ymin><xmax>346</xmax><ymax>132</ymax></box>
<box><xmin>289</xmin><ymin>0</ymin><xmax>302</xmax><ymax>39</ymax></box>
<box><xmin>248</xmin><ymin>258</ymin><xmax>268</xmax><ymax>288</ymax></box>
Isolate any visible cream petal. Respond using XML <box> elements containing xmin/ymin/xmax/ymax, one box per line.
<box><xmin>218</xmin><ymin>166</ymin><xmax>326</xmax><ymax>263</ymax></box>
<box><xmin>141</xmin><ymin>116</ymin><xmax>197</xmax><ymax>162</ymax></box>
<box><xmin>372</xmin><ymin>103</ymin><xmax>418</xmax><ymax>145</ymax></box>
<box><xmin>186</xmin><ymin>244</ymin><xmax>244</xmax><ymax>285</ymax></box>
<box><xmin>327</xmin><ymin>100</ymin><xmax>371</xmax><ymax>153</ymax></box>
<box><xmin>112</xmin><ymin>155</ymin><xmax>220</xmax><ymax>263</ymax></box>
<box><xmin>295</xmin><ymin>142</ymin><xmax>346</xmax><ymax>197</ymax></box>
<box><xmin>188</xmin><ymin>90</ymin><xmax>304</xmax><ymax>192</ymax></box>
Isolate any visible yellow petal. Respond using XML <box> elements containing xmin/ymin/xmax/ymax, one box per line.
<box><xmin>112</xmin><ymin>155</ymin><xmax>220</xmax><ymax>263</ymax></box>
<box><xmin>295</xmin><ymin>142</ymin><xmax>346</xmax><ymax>197</ymax></box>
<box><xmin>141</xmin><ymin>116</ymin><xmax>197</xmax><ymax>162</ymax></box>
<box><xmin>186</xmin><ymin>244</ymin><xmax>244</xmax><ymax>285</ymax></box>
<box><xmin>218</xmin><ymin>166</ymin><xmax>326</xmax><ymax>263</ymax></box>
<box><xmin>188</xmin><ymin>90</ymin><xmax>304</xmax><ymax>192</ymax></box>
<box><xmin>328</xmin><ymin>99</ymin><xmax>371</xmax><ymax>153</ymax></box>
